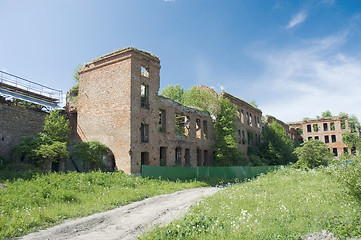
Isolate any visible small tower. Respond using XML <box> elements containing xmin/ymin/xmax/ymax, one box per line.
<box><xmin>77</xmin><ymin>48</ymin><xmax>161</xmax><ymax>173</ymax></box>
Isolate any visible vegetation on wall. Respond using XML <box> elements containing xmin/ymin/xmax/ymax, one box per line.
<box><xmin>159</xmin><ymin>84</ymin><xmax>185</xmax><ymax>103</ymax></box>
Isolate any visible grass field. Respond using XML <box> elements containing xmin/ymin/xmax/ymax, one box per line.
<box><xmin>0</xmin><ymin>170</ymin><xmax>207</xmax><ymax>239</ymax></box>
<box><xmin>141</xmin><ymin>167</ymin><xmax>361</xmax><ymax>240</ymax></box>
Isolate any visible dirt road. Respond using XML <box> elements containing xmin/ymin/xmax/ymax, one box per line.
<box><xmin>20</xmin><ymin>187</ymin><xmax>221</xmax><ymax>240</ymax></box>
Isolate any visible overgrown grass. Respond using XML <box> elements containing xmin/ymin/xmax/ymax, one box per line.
<box><xmin>0</xmin><ymin>170</ymin><xmax>207</xmax><ymax>239</ymax></box>
<box><xmin>141</xmin><ymin>167</ymin><xmax>361</xmax><ymax>239</ymax></box>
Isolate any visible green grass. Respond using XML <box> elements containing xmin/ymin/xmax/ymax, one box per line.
<box><xmin>140</xmin><ymin>167</ymin><xmax>361</xmax><ymax>240</ymax></box>
<box><xmin>0</xmin><ymin>170</ymin><xmax>207</xmax><ymax>239</ymax></box>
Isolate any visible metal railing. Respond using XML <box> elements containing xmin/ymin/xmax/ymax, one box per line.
<box><xmin>0</xmin><ymin>70</ymin><xmax>62</xmax><ymax>103</ymax></box>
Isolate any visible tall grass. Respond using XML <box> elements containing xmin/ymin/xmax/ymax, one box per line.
<box><xmin>141</xmin><ymin>167</ymin><xmax>361</xmax><ymax>239</ymax></box>
<box><xmin>0</xmin><ymin>171</ymin><xmax>207</xmax><ymax>239</ymax></box>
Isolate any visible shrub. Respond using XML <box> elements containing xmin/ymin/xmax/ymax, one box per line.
<box><xmin>73</xmin><ymin>141</ymin><xmax>111</xmax><ymax>170</ymax></box>
<box><xmin>293</xmin><ymin>139</ymin><xmax>333</xmax><ymax>169</ymax></box>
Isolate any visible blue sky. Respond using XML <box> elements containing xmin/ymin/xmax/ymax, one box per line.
<box><xmin>1</xmin><ymin>0</ymin><xmax>361</xmax><ymax>122</ymax></box>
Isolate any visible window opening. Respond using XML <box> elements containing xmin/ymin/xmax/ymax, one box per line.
<box><xmin>331</xmin><ymin>135</ymin><xmax>336</xmax><ymax>143</ymax></box>
<box><xmin>341</xmin><ymin>119</ymin><xmax>346</xmax><ymax>130</ymax></box>
<box><xmin>159</xmin><ymin>110</ymin><xmax>166</xmax><ymax>132</ymax></box>
<box><xmin>240</xmin><ymin>110</ymin><xmax>244</xmax><ymax>124</ymax></box>
<box><xmin>203</xmin><ymin>150</ymin><xmax>209</xmax><ymax>166</ymax></box>
<box><xmin>160</xmin><ymin>147</ymin><xmax>167</xmax><ymax>166</ymax></box>
<box><xmin>250</xmin><ymin>114</ymin><xmax>253</xmax><ymax>127</ymax></box>
<box><xmin>344</xmin><ymin>147</ymin><xmax>348</xmax><ymax>153</ymax></box>
<box><xmin>197</xmin><ymin>149</ymin><xmax>202</xmax><ymax>166</ymax></box>
<box><xmin>323</xmin><ymin>123</ymin><xmax>328</xmax><ymax>131</ymax></box>
<box><xmin>351</xmin><ymin>146</ymin><xmax>356</xmax><ymax>154</ymax></box>
<box><xmin>325</xmin><ymin>135</ymin><xmax>329</xmax><ymax>143</ymax></box>
<box><xmin>246</xmin><ymin>112</ymin><xmax>249</xmax><ymax>125</ymax></box>
<box><xmin>315</xmin><ymin>136</ymin><xmax>319</xmax><ymax>140</ymax></box>
<box><xmin>140</xmin><ymin>123</ymin><xmax>149</xmax><ymax>143</ymax></box>
<box><xmin>141</xmin><ymin>65</ymin><xmax>149</xmax><ymax>77</ymax></box>
<box><xmin>196</xmin><ymin>119</ymin><xmax>202</xmax><ymax>139</ymax></box>
<box><xmin>332</xmin><ymin>148</ymin><xmax>338</xmax><ymax>156</ymax></box>
<box><xmin>175</xmin><ymin>113</ymin><xmax>189</xmax><ymax>136</ymax></box>
<box><xmin>141</xmin><ymin>152</ymin><xmax>149</xmax><ymax>165</ymax></box>
<box><xmin>308</xmin><ymin>137</ymin><xmax>312</xmax><ymax>140</ymax></box>
<box><xmin>307</xmin><ymin>124</ymin><xmax>312</xmax><ymax>132</ymax></box>
<box><xmin>141</xmin><ymin>84</ymin><xmax>149</xmax><ymax>109</ymax></box>
<box><xmin>185</xmin><ymin>149</ymin><xmax>191</xmax><ymax>167</ymax></box>
<box><xmin>175</xmin><ymin>147</ymin><xmax>182</xmax><ymax>165</ymax></box>
<box><xmin>203</xmin><ymin>120</ymin><xmax>208</xmax><ymax>139</ymax></box>
<box><xmin>330</xmin><ymin>122</ymin><xmax>335</xmax><ymax>131</ymax></box>
<box><xmin>313</xmin><ymin>124</ymin><xmax>318</xmax><ymax>132</ymax></box>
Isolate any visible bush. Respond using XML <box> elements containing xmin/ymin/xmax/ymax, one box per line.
<box><xmin>73</xmin><ymin>141</ymin><xmax>111</xmax><ymax>170</ymax></box>
<box><xmin>293</xmin><ymin>139</ymin><xmax>333</xmax><ymax>169</ymax></box>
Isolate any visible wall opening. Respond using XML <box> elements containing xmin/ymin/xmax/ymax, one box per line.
<box><xmin>308</xmin><ymin>137</ymin><xmax>312</xmax><ymax>140</ymax></box>
<box><xmin>175</xmin><ymin>114</ymin><xmax>189</xmax><ymax>136</ymax></box>
<box><xmin>323</xmin><ymin>123</ymin><xmax>328</xmax><ymax>131</ymax></box>
<box><xmin>344</xmin><ymin>147</ymin><xmax>348</xmax><ymax>153</ymax></box>
<box><xmin>141</xmin><ymin>65</ymin><xmax>149</xmax><ymax>77</ymax></box>
<box><xmin>330</xmin><ymin>122</ymin><xmax>335</xmax><ymax>131</ymax></box>
<box><xmin>185</xmin><ymin>148</ymin><xmax>191</xmax><ymax>167</ymax></box>
<box><xmin>331</xmin><ymin>135</ymin><xmax>336</xmax><ymax>143</ymax></box>
<box><xmin>341</xmin><ymin>119</ymin><xmax>346</xmax><ymax>130</ymax></box>
<box><xmin>196</xmin><ymin>119</ymin><xmax>201</xmax><ymax>139</ymax></box>
<box><xmin>325</xmin><ymin>135</ymin><xmax>329</xmax><ymax>143</ymax></box>
<box><xmin>203</xmin><ymin>150</ymin><xmax>209</xmax><ymax>166</ymax></box>
<box><xmin>307</xmin><ymin>124</ymin><xmax>312</xmax><ymax>132</ymax></box>
<box><xmin>313</xmin><ymin>124</ymin><xmax>318</xmax><ymax>132</ymax></box>
<box><xmin>160</xmin><ymin>147</ymin><xmax>167</xmax><ymax>166</ymax></box>
<box><xmin>197</xmin><ymin>149</ymin><xmax>202</xmax><ymax>166</ymax></box>
<box><xmin>203</xmin><ymin>120</ymin><xmax>208</xmax><ymax>139</ymax></box>
<box><xmin>240</xmin><ymin>110</ymin><xmax>244</xmax><ymax>124</ymax></box>
<box><xmin>332</xmin><ymin>148</ymin><xmax>338</xmax><ymax>156</ymax></box>
<box><xmin>315</xmin><ymin>136</ymin><xmax>319</xmax><ymax>140</ymax></box>
<box><xmin>141</xmin><ymin>152</ymin><xmax>149</xmax><ymax>165</ymax></box>
<box><xmin>159</xmin><ymin>109</ymin><xmax>166</xmax><ymax>132</ymax></box>
<box><xmin>175</xmin><ymin>147</ymin><xmax>182</xmax><ymax>165</ymax></box>
<box><xmin>141</xmin><ymin>84</ymin><xmax>149</xmax><ymax>109</ymax></box>
<box><xmin>140</xmin><ymin>123</ymin><xmax>149</xmax><ymax>143</ymax></box>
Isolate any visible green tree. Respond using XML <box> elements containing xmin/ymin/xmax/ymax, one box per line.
<box><xmin>35</xmin><ymin>141</ymin><xmax>69</xmax><ymax>163</ymax></box>
<box><xmin>321</xmin><ymin>110</ymin><xmax>333</xmax><ymax>118</ymax></box>
<box><xmin>248</xmin><ymin>99</ymin><xmax>258</xmax><ymax>108</ymax></box>
<box><xmin>260</xmin><ymin>122</ymin><xmax>296</xmax><ymax>165</ymax></box>
<box><xmin>293</xmin><ymin>139</ymin><xmax>333</xmax><ymax>169</ymax></box>
<box><xmin>182</xmin><ymin>86</ymin><xmax>219</xmax><ymax>116</ymax></box>
<box><xmin>342</xmin><ymin>131</ymin><xmax>359</xmax><ymax>152</ymax></box>
<box><xmin>159</xmin><ymin>84</ymin><xmax>185</xmax><ymax>102</ymax></box>
<box><xmin>214</xmin><ymin>98</ymin><xmax>243</xmax><ymax>166</ymax></box>
<box><xmin>73</xmin><ymin>141</ymin><xmax>110</xmax><ymax>169</ymax></box>
<box><xmin>42</xmin><ymin>110</ymin><xmax>71</xmax><ymax>143</ymax></box>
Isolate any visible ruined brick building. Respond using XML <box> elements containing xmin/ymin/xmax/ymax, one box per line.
<box><xmin>72</xmin><ymin>47</ymin><xmax>262</xmax><ymax>174</ymax></box>
<box><xmin>289</xmin><ymin>117</ymin><xmax>350</xmax><ymax>156</ymax></box>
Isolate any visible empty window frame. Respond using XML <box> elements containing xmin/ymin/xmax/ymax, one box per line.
<box><xmin>159</xmin><ymin>109</ymin><xmax>166</xmax><ymax>132</ymax></box>
<box><xmin>203</xmin><ymin>120</ymin><xmax>208</xmax><ymax>139</ymax></box>
<box><xmin>185</xmin><ymin>148</ymin><xmax>191</xmax><ymax>166</ymax></box>
<box><xmin>175</xmin><ymin>114</ymin><xmax>189</xmax><ymax>136</ymax></box>
<box><xmin>313</xmin><ymin>124</ymin><xmax>319</xmax><ymax>132</ymax></box>
<box><xmin>250</xmin><ymin>114</ymin><xmax>253</xmax><ymax>127</ymax></box>
<box><xmin>246</xmin><ymin>112</ymin><xmax>250</xmax><ymax>125</ymax></box>
<box><xmin>238</xmin><ymin>130</ymin><xmax>242</xmax><ymax>143</ymax></box>
<box><xmin>323</xmin><ymin>123</ymin><xmax>328</xmax><ymax>131</ymax></box>
<box><xmin>344</xmin><ymin>147</ymin><xmax>348</xmax><ymax>153</ymax></box>
<box><xmin>196</xmin><ymin>119</ymin><xmax>202</xmax><ymax>139</ymax></box>
<box><xmin>315</xmin><ymin>136</ymin><xmax>319</xmax><ymax>140</ymax></box>
<box><xmin>203</xmin><ymin>150</ymin><xmax>209</xmax><ymax>166</ymax></box>
<box><xmin>325</xmin><ymin>135</ymin><xmax>329</xmax><ymax>143</ymax></box>
<box><xmin>331</xmin><ymin>135</ymin><xmax>336</xmax><ymax>143</ymax></box>
<box><xmin>257</xmin><ymin>116</ymin><xmax>260</xmax><ymax>128</ymax></box>
<box><xmin>141</xmin><ymin>65</ymin><xmax>149</xmax><ymax>77</ymax></box>
<box><xmin>160</xmin><ymin>147</ymin><xmax>167</xmax><ymax>166</ymax></box>
<box><xmin>175</xmin><ymin>147</ymin><xmax>182</xmax><ymax>165</ymax></box>
<box><xmin>197</xmin><ymin>149</ymin><xmax>202</xmax><ymax>166</ymax></box>
<box><xmin>240</xmin><ymin>110</ymin><xmax>244</xmax><ymax>124</ymax></box>
<box><xmin>340</xmin><ymin>119</ymin><xmax>346</xmax><ymax>130</ymax></box>
<box><xmin>332</xmin><ymin>148</ymin><xmax>338</xmax><ymax>156</ymax></box>
<box><xmin>141</xmin><ymin>152</ymin><xmax>149</xmax><ymax>165</ymax></box>
<box><xmin>330</xmin><ymin>122</ymin><xmax>335</xmax><ymax>131</ymax></box>
<box><xmin>308</xmin><ymin>137</ymin><xmax>313</xmax><ymax>140</ymax></box>
<box><xmin>140</xmin><ymin>84</ymin><xmax>149</xmax><ymax>109</ymax></box>
<box><xmin>307</xmin><ymin>124</ymin><xmax>312</xmax><ymax>133</ymax></box>
<box><xmin>140</xmin><ymin>123</ymin><xmax>149</xmax><ymax>143</ymax></box>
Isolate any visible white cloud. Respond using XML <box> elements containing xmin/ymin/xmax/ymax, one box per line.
<box><xmin>254</xmin><ymin>32</ymin><xmax>361</xmax><ymax>122</ymax></box>
<box><xmin>163</xmin><ymin>0</ymin><xmax>175</xmax><ymax>2</ymax></box>
<box><xmin>286</xmin><ymin>11</ymin><xmax>307</xmax><ymax>29</ymax></box>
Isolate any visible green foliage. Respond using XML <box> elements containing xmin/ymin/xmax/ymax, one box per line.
<box><xmin>260</xmin><ymin>122</ymin><xmax>296</xmax><ymax>165</ymax></box>
<box><xmin>42</xmin><ymin>110</ymin><xmax>70</xmax><ymax>143</ymax></box>
<box><xmin>12</xmin><ymin>99</ymin><xmax>43</xmax><ymax>111</ymax></box>
<box><xmin>0</xmin><ymin>171</ymin><xmax>207</xmax><ymax>239</ymax></box>
<box><xmin>293</xmin><ymin>139</ymin><xmax>333</xmax><ymax>169</ymax></box>
<box><xmin>141</xmin><ymin>168</ymin><xmax>361</xmax><ymax>239</ymax></box>
<box><xmin>159</xmin><ymin>84</ymin><xmax>185</xmax><ymax>102</ymax></box>
<box><xmin>35</xmin><ymin>141</ymin><xmax>69</xmax><ymax>163</ymax></box>
<box><xmin>73</xmin><ymin>64</ymin><xmax>83</xmax><ymax>84</ymax></box>
<box><xmin>342</xmin><ymin>131</ymin><xmax>359</xmax><ymax>151</ymax></box>
<box><xmin>214</xmin><ymin>98</ymin><xmax>243</xmax><ymax>166</ymax></box>
<box><xmin>14</xmin><ymin>135</ymin><xmax>43</xmax><ymax>162</ymax></box>
<box><xmin>321</xmin><ymin>110</ymin><xmax>333</xmax><ymax>118</ymax></box>
<box><xmin>182</xmin><ymin>86</ymin><xmax>219</xmax><ymax>115</ymax></box>
<box><xmin>73</xmin><ymin>141</ymin><xmax>110</xmax><ymax>169</ymax></box>
<box><xmin>248</xmin><ymin>99</ymin><xmax>258</xmax><ymax>108</ymax></box>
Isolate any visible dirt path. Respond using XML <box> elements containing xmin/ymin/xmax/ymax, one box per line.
<box><xmin>20</xmin><ymin>187</ymin><xmax>221</xmax><ymax>240</ymax></box>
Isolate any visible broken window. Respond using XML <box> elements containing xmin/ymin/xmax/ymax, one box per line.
<box><xmin>246</xmin><ymin>112</ymin><xmax>249</xmax><ymax>125</ymax></box>
<box><xmin>308</xmin><ymin>137</ymin><xmax>312</xmax><ymax>140</ymax></box>
<box><xmin>250</xmin><ymin>114</ymin><xmax>253</xmax><ymax>127</ymax></box>
<box><xmin>296</xmin><ymin>128</ymin><xmax>303</xmax><ymax>135</ymax></box>
<box><xmin>315</xmin><ymin>136</ymin><xmax>319</xmax><ymax>140</ymax></box>
<box><xmin>323</xmin><ymin>123</ymin><xmax>328</xmax><ymax>131</ymax></box>
<box><xmin>159</xmin><ymin>109</ymin><xmax>166</xmax><ymax>132</ymax></box>
<box><xmin>313</xmin><ymin>124</ymin><xmax>318</xmax><ymax>132</ymax></box>
<box><xmin>332</xmin><ymin>148</ymin><xmax>338</xmax><ymax>156</ymax></box>
<box><xmin>175</xmin><ymin>147</ymin><xmax>182</xmax><ymax>165</ymax></box>
<box><xmin>331</xmin><ymin>135</ymin><xmax>336</xmax><ymax>143</ymax></box>
<box><xmin>140</xmin><ymin>123</ymin><xmax>149</xmax><ymax>143</ymax></box>
<box><xmin>238</xmin><ymin>130</ymin><xmax>242</xmax><ymax>143</ymax></box>
<box><xmin>175</xmin><ymin>114</ymin><xmax>189</xmax><ymax>136</ymax></box>
<box><xmin>344</xmin><ymin>147</ymin><xmax>348</xmax><ymax>153</ymax></box>
<box><xmin>257</xmin><ymin>116</ymin><xmax>260</xmax><ymax>128</ymax></box>
<box><xmin>242</xmin><ymin>130</ymin><xmax>246</xmax><ymax>144</ymax></box>
<box><xmin>341</xmin><ymin>119</ymin><xmax>346</xmax><ymax>130</ymax></box>
<box><xmin>247</xmin><ymin>131</ymin><xmax>254</xmax><ymax>146</ymax></box>
<box><xmin>141</xmin><ymin>152</ymin><xmax>149</xmax><ymax>165</ymax></box>
<box><xmin>240</xmin><ymin>110</ymin><xmax>244</xmax><ymax>124</ymax></box>
<box><xmin>325</xmin><ymin>135</ymin><xmax>329</xmax><ymax>143</ymax></box>
<box><xmin>307</xmin><ymin>124</ymin><xmax>312</xmax><ymax>133</ymax></box>
<box><xmin>141</xmin><ymin>84</ymin><xmax>149</xmax><ymax>109</ymax></box>
<box><xmin>203</xmin><ymin>150</ymin><xmax>209</xmax><ymax>166</ymax></box>
<box><xmin>160</xmin><ymin>147</ymin><xmax>167</xmax><ymax>166</ymax></box>
<box><xmin>185</xmin><ymin>149</ymin><xmax>191</xmax><ymax>167</ymax></box>
<box><xmin>141</xmin><ymin>65</ymin><xmax>149</xmax><ymax>77</ymax></box>
<box><xmin>351</xmin><ymin>146</ymin><xmax>356</xmax><ymax>154</ymax></box>
<box><xmin>197</xmin><ymin>149</ymin><xmax>202</xmax><ymax>166</ymax></box>
<box><xmin>330</xmin><ymin>122</ymin><xmax>335</xmax><ymax>131</ymax></box>
<box><xmin>196</xmin><ymin>119</ymin><xmax>201</xmax><ymax>139</ymax></box>
<box><xmin>203</xmin><ymin>120</ymin><xmax>208</xmax><ymax>139</ymax></box>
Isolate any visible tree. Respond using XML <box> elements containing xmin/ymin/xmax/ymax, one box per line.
<box><xmin>213</xmin><ymin>98</ymin><xmax>243</xmax><ymax>166</ymax></box>
<box><xmin>248</xmin><ymin>100</ymin><xmax>258</xmax><ymax>108</ymax></box>
<box><xmin>259</xmin><ymin>122</ymin><xmax>296</xmax><ymax>165</ymax></box>
<box><xmin>342</xmin><ymin>131</ymin><xmax>359</xmax><ymax>152</ymax></box>
<box><xmin>321</xmin><ymin>110</ymin><xmax>333</xmax><ymax>118</ymax></box>
<box><xmin>182</xmin><ymin>86</ymin><xmax>219</xmax><ymax>116</ymax></box>
<box><xmin>35</xmin><ymin>141</ymin><xmax>69</xmax><ymax>163</ymax></box>
<box><xmin>42</xmin><ymin>110</ymin><xmax>71</xmax><ymax>143</ymax></box>
<box><xmin>159</xmin><ymin>84</ymin><xmax>185</xmax><ymax>102</ymax></box>
<box><xmin>73</xmin><ymin>141</ymin><xmax>110</xmax><ymax>169</ymax></box>
<box><xmin>293</xmin><ymin>139</ymin><xmax>333</xmax><ymax>169</ymax></box>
